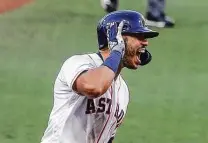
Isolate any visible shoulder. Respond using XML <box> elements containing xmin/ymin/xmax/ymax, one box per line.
<box><xmin>63</xmin><ymin>53</ymin><xmax>103</xmax><ymax>69</ymax></box>
<box><xmin>64</xmin><ymin>54</ymin><xmax>92</xmax><ymax>65</ymax></box>
<box><xmin>62</xmin><ymin>54</ymin><xmax>95</xmax><ymax>69</ymax></box>
<box><xmin>58</xmin><ymin>54</ymin><xmax>96</xmax><ymax>88</ymax></box>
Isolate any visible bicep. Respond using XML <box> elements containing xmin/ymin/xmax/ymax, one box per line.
<box><xmin>72</xmin><ymin>66</ymin><xmax>115</xmax><ymax>98</ymax></box>
<box><xmin>72</xmin><ymin>70</ymin><xmax>88</xmax><ymax>95</ymax></box>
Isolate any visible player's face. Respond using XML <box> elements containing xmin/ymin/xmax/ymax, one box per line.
<box><xmin>122</xmin><ymin>34</ymin><xmax>148</xmax><ymax>69</ymax></box>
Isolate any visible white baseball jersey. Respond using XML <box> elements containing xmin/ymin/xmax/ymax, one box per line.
<box><xmin>41</xmin><ymin>53</ymin><xmax>130</xmax><ymax>143</ymax></box>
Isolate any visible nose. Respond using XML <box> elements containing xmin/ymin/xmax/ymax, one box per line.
<box><xmin>141</xmin><ymin>39</ymin><xmax>148</xmax><ymax>46</ymax></box>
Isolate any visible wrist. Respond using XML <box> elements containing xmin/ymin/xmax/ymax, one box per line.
<box><xmin>102</xmin><ymin>50</ymin><xmax>122</xmax><ymax>73</ymax></box>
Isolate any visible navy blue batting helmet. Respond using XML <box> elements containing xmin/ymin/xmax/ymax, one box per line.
<box><xmin>97</xmin><ymin>10</ymin><xmax>159</xmax><ymax>49</ymax></box>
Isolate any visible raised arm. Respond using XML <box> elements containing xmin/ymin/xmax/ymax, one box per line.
<box><xmin>73</xmin><ymin>21</ymin><xmax>126</xmax><ymax>98</ymax></box>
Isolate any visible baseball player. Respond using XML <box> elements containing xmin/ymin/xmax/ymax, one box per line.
<box><xmin>40</xmin><ymin>10</ymin><xmax>159</xmax><ymax>143</ymax></box>
<box><xmin>101</xmin><ymin>0</ymin><xmax>175</xmax><ymax>28</ymax></box>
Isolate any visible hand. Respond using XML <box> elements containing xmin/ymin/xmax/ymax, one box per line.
<box><xmin>106</xmin><ymin>21</ymin><xmax>126</xmax><ymax>57</ymax></box>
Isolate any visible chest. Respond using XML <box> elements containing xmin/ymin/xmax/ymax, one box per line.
<box><xmin>85</xmin><ymin>78</ymin><xmax>129</xmax><ymax>125</ymax></box>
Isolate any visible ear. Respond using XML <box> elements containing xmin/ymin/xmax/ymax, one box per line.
<box><xmin>123</xmin><ymin>36</ymin><xmax>128</xmax><ymax>48</ymax></box>
<box><xmin>122</xmin><ymin>35</ymin><xmax>128</xmax><ymax>41</ymax></box>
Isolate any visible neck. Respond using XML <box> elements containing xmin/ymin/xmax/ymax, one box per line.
<box><xmin>99</xmin><ymin>49</ymin><xmax>123</xmax><ymax>80</ymax></box>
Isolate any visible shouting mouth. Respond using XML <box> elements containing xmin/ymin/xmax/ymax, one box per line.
<box><xmin>136</xmin><ymin>47</ymin><xmax>146</xmax><ymax>65</ymax></box>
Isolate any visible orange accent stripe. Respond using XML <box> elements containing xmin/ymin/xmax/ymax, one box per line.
<box><xmin>96</xmin><ymin>86</ymin><xmax>113</xmax><ymax>143</ymax></box>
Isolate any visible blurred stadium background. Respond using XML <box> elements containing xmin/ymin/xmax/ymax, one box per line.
<box><xmin>0</xmin><ymin>0</ymin><xmax>208</xmax><ymax>143</ymax></box>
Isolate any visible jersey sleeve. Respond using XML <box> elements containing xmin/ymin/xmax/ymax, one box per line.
<box><xmin>61</xmin><ymin>55</ymin><xmax>95</xmax><ymax>90</ymax></box>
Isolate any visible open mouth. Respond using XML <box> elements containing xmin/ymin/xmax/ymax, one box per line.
<box><xmin>136</xmin><ymin>48</ymin><xmax>146</xmax><ymax>65</ymax></box>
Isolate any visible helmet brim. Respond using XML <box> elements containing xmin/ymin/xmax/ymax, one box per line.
<box><xmin>138</xmin><ymin>29</ymin><xmax>159</xmax><ymax>38</ymax></box>
<box><xmin>123</xmin><ymin>27</ymin><xmax>159</xmax><ymax>39</ymax></box>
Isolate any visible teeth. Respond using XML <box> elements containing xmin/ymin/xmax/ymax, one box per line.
<box><xmin>137</xmin><ymin>48</ymin><xmax>145</xmax><ymax>54</ymax></box>
<box><xmin>140</xmin><ymin>48</ymin><xmax>145</xmax><ymax>53</ymax></box>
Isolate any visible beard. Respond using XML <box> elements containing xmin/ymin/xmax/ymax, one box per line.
<box><xmin>122</xmin><ymin>38</ymin><xmax>138</xmax><ymax>69</ymax></box>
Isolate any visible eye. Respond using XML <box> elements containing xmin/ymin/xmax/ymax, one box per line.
<box><xmin>135</xmin><ymin>35</ymin><xmax>146</xmax><ymax>40</ymax></box>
